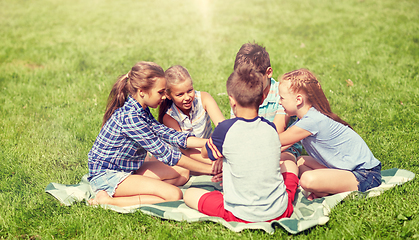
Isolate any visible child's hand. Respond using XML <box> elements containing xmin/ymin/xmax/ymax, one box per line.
<box><xmin>211</xmin><ymin>172</ymin><xmax>223</xmax><ymax>185</ymax></box>
<box><xmin>211</xmin><ymin>158</ymin><xmax>223</xmax><ymax>175</ymax></box>
<box><xmin>211</xmin><ymin>158</ymin><xmax>223</xmax><ymax>185</ymax></box>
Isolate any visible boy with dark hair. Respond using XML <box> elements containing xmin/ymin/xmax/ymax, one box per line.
<box><xmin>184</xmin><ymin>65</ymin><xmax>299</xmax><ymax>222</ymax></box>
<box><xmin>233</xmin><ymin>43</ymin><xmax>271</xmax><ymax>74</ymax></box>
<box><xmin>231</xmin><ymin>42</ymin><xmax>303</xmax><ymax>165</ymax></box>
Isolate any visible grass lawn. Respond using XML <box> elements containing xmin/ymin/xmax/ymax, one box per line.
<box><xmin>1</xmin><ymin>0</ymin><xmax>418</xmax><ymax>238</ymax></box>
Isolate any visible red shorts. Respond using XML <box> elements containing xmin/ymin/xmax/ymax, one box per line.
<box><xmin>197</xmin><ymin>172</ymin><xmax>299</xmax><ymax>223</ymax></box>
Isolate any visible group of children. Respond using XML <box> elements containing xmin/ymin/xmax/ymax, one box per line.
<box><xmin>87</xmin><ymin>43</ymin><xmax>382</xmax><ymax>223</ymax></box>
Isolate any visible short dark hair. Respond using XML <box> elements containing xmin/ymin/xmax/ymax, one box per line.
<box><xmin>227</xmin><ymin>64</ymin><xmax>264</xmax><ymax>109</ymax></box>
<box><xmin>233</xmin><ymin>42</ymin><xmax>271</xmax><ymax>75</ymax></box>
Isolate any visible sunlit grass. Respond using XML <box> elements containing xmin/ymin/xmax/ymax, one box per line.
<box><xmin>0</xmin><ymin>0</ymin><xmax>418</xmax><ymax>238</ymax></box>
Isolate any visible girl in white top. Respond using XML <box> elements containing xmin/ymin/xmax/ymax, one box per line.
<box><xmin>278</xmin><ymin>69</ymin><xmax>381</xmax><ymax>200</ymax></box>
<box><xmin>158</xmin><ymin>65</ymin><xmax>225</xmax><ymax>165</ymax></box>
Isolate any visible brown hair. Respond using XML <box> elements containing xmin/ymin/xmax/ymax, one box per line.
<box><xmin>233</xmin><ymin>42</ymin><xmax>271</xmax><ymax>75</ymax></box>
<box><xmin>158</xmin><ymin>65</ymin><xmax>193</xmax><ymax>123</ymax></box>
<box><xmin>102</xmin><ymin>61</ymin><xmax>165</xmax><ymax>127</ymax></box>
<box><xmin>227</xmin><ymin>64</ymin><xmax>264</xmax><ymax>109</ymax></box>
<box><xmin>280</xmin><ymin>68</ymin><xmax>352</xmax><ymax>128</ymax></box>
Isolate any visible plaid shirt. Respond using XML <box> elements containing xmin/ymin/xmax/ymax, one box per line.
<box><xmin>88</xmin><ymin>95</ymin><xmax>190</xmax><ymax>179</ymax></box>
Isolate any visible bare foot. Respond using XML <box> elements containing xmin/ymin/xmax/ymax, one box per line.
<box><xmin>307</xmin><ymin>192</ymin><xmax>319</xmax><ymax>201</ymax></box>
<box><xmin>88</xmin><ymin>190</ymin><xmax>111</xmax><ymax>205</ymax></box>
<box><xmin>307</xmin><ymin>192</ymin><xmax>330</xmax><ymax>200</ymax></box>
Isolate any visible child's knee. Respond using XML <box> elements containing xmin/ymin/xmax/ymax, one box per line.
<box><xmin>177</xmin><ymin>168</ymin><xmax>190</xmax><ymax>185</ymax></box>
<box><xmin>166</xmin><ymin>187</ymin><xmax>183</xmax><ymax>201</ymax></box>
<box><xmin>280</xmin><ymin>159</ymin><xmax>298</xmax><ymax>176</ymax></box>
<box><xmin>299</xmin><ymin>172</ymin><xmax>316</xmax><ymax>190</ymax></box>
<box><xmin>179</xmin><ymin>167</ymin><xmax>190</xmax><ymax>178</ymax></box>
<box><xmin>183</xmin><ymin>188</ymin><xmax>195</xmax><ymax>203</ymax></box>
<box><xmin>184</xmin><ymin>188</ymin><xmax>207</xmax><ymax>210</ymax></box>
<box><xmin>280</xmin><ymin>152</ymin><xmax>297</xmax><ymax>163</ymax></box>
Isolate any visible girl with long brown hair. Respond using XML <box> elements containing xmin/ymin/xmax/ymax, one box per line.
<box><xmin>88</xmin><ymin>61</ymin><xmax>214</xmax><ymax>207</ymax></box>
<box><xmin>278</xmin><ymin>69</ymin><xmax>381</xmax><ymax>200</ymax></box>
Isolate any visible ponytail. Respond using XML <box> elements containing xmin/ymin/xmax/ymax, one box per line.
<box><xmin>308</xmin><ymin>82</ymin><xmax>352</xmax><ymax>129</ymax></box>
<box><xmin>102</xmin><ymin>74</ymin><xmax>129</xmax><ymax>127</ymax></box>
<box><xmin>281</xmin><ymin>69</ymin><xmax>352</xmax><ymax>129</ymax></box>
<box><xmin>102</xmin><ymin>62</ymin><xmax>165</xmax><ymax>127</ymax></box>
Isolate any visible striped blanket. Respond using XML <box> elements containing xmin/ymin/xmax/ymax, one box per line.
<box><xmin>45</xmin><ymin>168</ymin><xmax>414</xmax><ymax>234</ymax></box>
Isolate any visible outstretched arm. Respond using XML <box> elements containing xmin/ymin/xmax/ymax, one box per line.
<box><xmin>186</xmin><ymin>136</ymin><xmax>208</xmax><ymax>149</ymax></box>
<box><xmin>272</xmin><ymin>113</ymin><xmax>289</xmax><ymax>133</ymax></box>
<box><xmin>279</xmin><ymin>125</ymin><xmax>311</xmax><ymax>146</ymax></box>
<box><xmin>175</xmin><ymin>138</ymin><xmax>216</xmax><ymax>175</ymax></box>
<box><xmin>176</xmin><ymin>154</ymin><xmax>212</xmax><ymax>175</ymax></box>
<box><xmin>201</xmin><ymin>91</ymin><xmax>225</xmax><ymax>126</ymax></box>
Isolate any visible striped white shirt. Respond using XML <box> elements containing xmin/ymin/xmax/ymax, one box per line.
<box><xmin>166</xmin><ymin>91</ymin><xmax>212</xmax><ymax>139</ymax></box>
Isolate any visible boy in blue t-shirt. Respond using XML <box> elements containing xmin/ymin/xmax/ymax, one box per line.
<box><xmin>230</xmin><ymin>43</ymin><xmax>303</xmax><ymax>165</ymax></box>
<box><xmin>184</xmin><ymin>65</ymin><xmax>299</xmax><ymax>223</ymax></box>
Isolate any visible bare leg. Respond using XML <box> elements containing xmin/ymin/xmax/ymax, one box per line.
<box><xmin>183</xmin><ymin>187</ymin><xmax>210</xmax><ymax>210</ymax></box>
<box><xmin>89</xmin><ymin>174</ymin><xmax>182</xmax><ymax>207</ymax></box>
<box><xmin>280</xmin><ymin>151</ymin><xmax>298</xmax><ymax>176</ymax></box>
<box><xmin>297</xmin><ymin>155</ymin><xmax>327</xmax><ymax>178</ymax></box>
<box><xmin>180</xmin><ymin>148</ymin><xmax>212</xmax><ymax>175</ymax></box>
<box><xmin>136</xmin><ymin>160</ymin><xmax>190</xmax><ymax>186</ymax></box>
<box><xmin>181</xmin><ymin>148</ymin><xmax>212</xmax><ymax>165</ymax></box>
<box><xmin>298</xmin><ymin>156</ymin><xmax>358</xmax><ymax>200</ymax></box>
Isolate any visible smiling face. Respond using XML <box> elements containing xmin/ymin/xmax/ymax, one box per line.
<box><xmin>167</xmin><ymin>79</ymin><xmax>195</xmax><ymax>115</ymax></box>
<box><xmin>140</xmin><ymin>77</ymin><xmax>167</xmax><ymax>109</ymax></box>
<box><xmin>278</xmin><ymin>80</ymin><xmax>299</xmax><ymax>116</ymax></box>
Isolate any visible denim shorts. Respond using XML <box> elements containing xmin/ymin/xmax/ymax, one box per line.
<box><xmin>352</xmin><ymin>163</ymin><xmax>382</xmax><ymax>192</ymax></box>
<box><xmin>89</xmin><ymin>170</ymin><xmax>132</xmax><ymax>197</ymax></box>
<box><xmin>284</xmin><ymin>143</ymin><xmax>302</xmax><ymax>159</ymax></box>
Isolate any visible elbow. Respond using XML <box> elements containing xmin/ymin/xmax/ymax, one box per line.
<box><xmin>201</xmin><ymin>151</ymin><xmax>208</xmax><ymax>158</ymax></box>
<box><xmin>278</xmin><ymin>135</ymin><xmax>285</xmax><ymax>146</ymax></box>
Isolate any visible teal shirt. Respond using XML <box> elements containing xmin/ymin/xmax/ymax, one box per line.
<box><xmin>258</xmin><ymin>78</ymin><xmax>284</xmax><ymax>121</ymax></box>
<box><xmin>230</xmin><ymin>78</ymin><xmax>284</xmax><ymax>121</ymax></box>
<box><xmin>230</xmin><ymin>78</ymin><xmax>302</xmax><ymax>156</ymax></box>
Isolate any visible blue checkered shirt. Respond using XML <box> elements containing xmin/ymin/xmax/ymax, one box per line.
<box><xmin>88</xmin><ymin>95</ymin><xmax>190</xmax><ymax>179</ymax></box>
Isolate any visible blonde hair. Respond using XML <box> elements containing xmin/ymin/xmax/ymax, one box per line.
<box><xmin>158</xmin><ymin>65</ymin><xmax>193</xmax><ymax>123</ymax></box>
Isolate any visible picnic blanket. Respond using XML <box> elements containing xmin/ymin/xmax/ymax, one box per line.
<box><xmin>45</xmin><ymin>168</ymin><xmax>414</xmax><ymax>234</ymax></box>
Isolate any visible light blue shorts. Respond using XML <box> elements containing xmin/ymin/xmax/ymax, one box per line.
<box><xmin>89</xmin><ymin>170</ymin><xmax>131</xmax><ymax>197</ymax></box>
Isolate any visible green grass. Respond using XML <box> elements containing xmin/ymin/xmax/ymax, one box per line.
<box><xmin>1</xmin><ymin>0</ymin><xmax>418</xmax><ymax>238</ymax></box>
